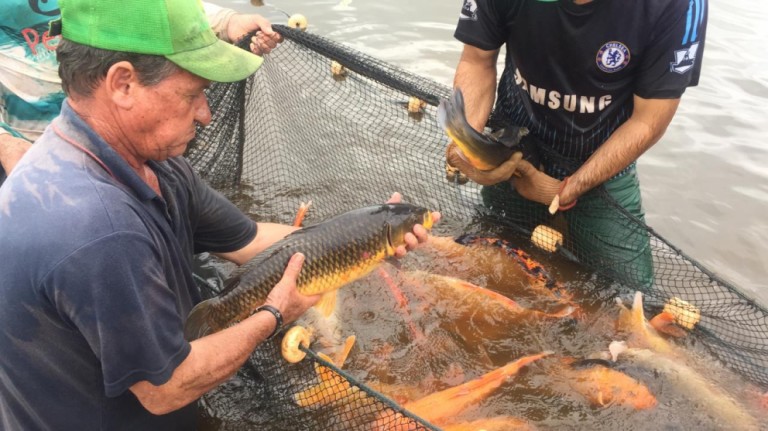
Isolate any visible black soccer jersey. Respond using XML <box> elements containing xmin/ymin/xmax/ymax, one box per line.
<box><xmin>455</xmin><ymin>0</ymin><xmax>707</xmax><ymax>176</ymax></box>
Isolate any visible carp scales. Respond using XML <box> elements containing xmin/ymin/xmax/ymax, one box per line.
<box><xmin>184</xmin><ymin>203</ymin><xmax>434</xmax><ymax>340</ymax></box>
<box><xmin>437</xmin><ymin>87</ymin><xmax>530</xmax><ymax>171</ymax></box>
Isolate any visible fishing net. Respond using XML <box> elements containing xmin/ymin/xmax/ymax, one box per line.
<box><xmin>186</xmin><ymin>25</ymin><xmax>768</xmax><ymax>429</ymax></box>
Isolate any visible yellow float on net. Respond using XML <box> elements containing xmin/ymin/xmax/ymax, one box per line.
<box><xmin>407</xmin><ymin>96</ymin><xmax>426</xmax><ymax>113</ymax></box>
<box><xmin>330</xmin><ymin>60</ymin><xmax>347</xmax><ymax>77</ymax></box>
<box><xmin>281</xmin><ymin>325</ymin><xmax>311</xmax><ymax>363</ymax></box>
<box><xmin>663</xmin><ymin>297</ymin><xmax>701</xmax><ymax>330</ymax></box>
<box><xmin>531</xmin><ymin>225</ymin><xmax>563</xmax><ymax>253</ymax></box>
<box><xmin>288</xmin><ymin>14</ymin><xmax>308</xmax><ymax>30</ymax></box>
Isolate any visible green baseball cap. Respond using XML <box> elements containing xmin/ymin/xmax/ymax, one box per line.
<box><xmin>53</xmin><ymin>0</ymin><xmax>262</xmax><ymax>83</ymax></box>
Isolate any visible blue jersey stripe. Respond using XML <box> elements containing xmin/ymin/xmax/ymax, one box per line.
<box><xmin>690</xmin><ymin>0</ymin><xmax>700</xmax><ymax>42</ymax></box>
<box><xmin>683</xmin><ymin>0</ymin><xmax>694</xmax><ymax>45</ymax></box>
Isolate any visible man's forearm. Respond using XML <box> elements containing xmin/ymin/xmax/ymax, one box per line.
<box><xmin>216</xmin><ymin>222</ymin><xmax>297</xmax><ymax>266</ymax></box>
<box><xmin>129</xmin><ymin>310</ymin><xmax>278</xmax><ymax>415</ymax></box>
<box><xmin>564</xmin><ymin>96</ymin><xmax>680</xmax><ymax>203</ymax></box>
<box><xmin>453</xmin><ymin>47</ymin><xmax>499</xmax><ymax>133</ymax></box>
<box><xmin>203</xmin><ymin>2</ymin><xmax>237</xmax><ymax>42</ymax></box>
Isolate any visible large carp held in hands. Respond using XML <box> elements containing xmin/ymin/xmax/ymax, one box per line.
<box><xmin>184</xmin><ymin>203</ymin><xmax>434</xmax><ymax>340</ymax></box>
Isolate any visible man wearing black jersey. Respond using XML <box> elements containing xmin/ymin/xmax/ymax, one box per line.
<box><xmin>446</xmin><ymin>0</ymin><xmax>707</xmax><ymax>288</ymax></box>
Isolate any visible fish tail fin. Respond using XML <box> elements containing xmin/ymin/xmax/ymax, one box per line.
<box><xmin>500</xmin><ymin>351</ymin><xmax>553</xmax><ymax>378</ymax></box>
<box><xmin>438</xmin><ymin>89</ymin><xmax>475</xmax><ymax>144</ymax></box>
<box><xmin>332</xmin><ymin>335</ymin><xmax>356</xmax><ymax>368</ymax></box>
<box><xmin>631</xmin><ymin>291</ymin><xmax>645</xmax><ymax>321</ymax></box>
<box><xmin>314</xmin><ymin>290</ymin><xmax>338</xmax><ymax>318</ymax></box>
<box><xmin>459</xmin><ymin>351</ymin><xmax>552</xmax><ymax>393</ymax></box>
<box><xmin>548</xmin><ymin>303</ymin><xmax>588</xmax><ymax>321</ymax></box>
<box><xmin>184</xmin><ymin>299</ymin><xmax>215</xmax><ymax>341</ymax></box>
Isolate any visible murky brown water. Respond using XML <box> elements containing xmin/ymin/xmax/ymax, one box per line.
<box><xmin>200</xmin><ymin>236</ymin><xmax>768</xmax><ymax>430</ymax></box>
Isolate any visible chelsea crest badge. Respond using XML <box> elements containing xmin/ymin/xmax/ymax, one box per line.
<box><xmin>596</xmin><ymin>41</ymin><xmax>630</xmax><ymax>73</ymax></box>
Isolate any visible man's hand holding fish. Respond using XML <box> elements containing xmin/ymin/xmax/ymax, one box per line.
<box><xmin>261</xmin><ymin>253</ymin><xmax>322</xmax><ymax>331</ymax></box>
<box><xmin>387</xmin><ymin>191</ymin><xmax>441</xmax><ymax>257</ymax></box>
<box><xmin>445</xmin><ymin>142</ymin><xmax>523</xmax><ymax>186</ymax></box>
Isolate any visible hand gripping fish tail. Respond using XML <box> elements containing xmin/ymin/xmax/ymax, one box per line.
<box><xmin>437</xmin><ymin>87</ymin><xmax>529</xmax><ymax>171</ymax></box>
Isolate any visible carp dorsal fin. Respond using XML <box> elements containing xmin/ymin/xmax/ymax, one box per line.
<box><xmin>314</xmin><ymin>290</ymin><xmax>338</xmax><ymax>318</ymax></box>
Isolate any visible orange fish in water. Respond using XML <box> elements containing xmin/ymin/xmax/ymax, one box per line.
<box><xmin>401</xmin><ymin>270</ymin><xmax>577</xmax><ymax>321</ymax></box>
<box><xmin>648</xmin><ymin>311</ymin><xmax>688</xmax><ymax>338</ymax></box>
<box><xmin>412</xmin><ymin>235</ymin><xmax>579</xmax><ymax>315</ymax></box>
<box><xmin>552</xmin><ymin>358</ymin><xmax>657</xmax><ymax>410</ymax></box>
<box><xmin>370</xmin><ymin>351</ymin><xmax>552</xmax><ymax>430</ymax></box>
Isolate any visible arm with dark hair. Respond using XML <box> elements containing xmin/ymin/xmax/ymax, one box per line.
<box><xmin>560</xmin><ymin>96</ymin><xmax>680</xmax><ymax>203</ymax></box>
<box><xmin>453</xmin><ymin>44</ymin><xmax>498</xmax><ymax>133</ymax></box>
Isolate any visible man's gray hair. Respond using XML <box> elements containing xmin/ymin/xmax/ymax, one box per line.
<box><xmin>56</xmin><ymin>39</ymin><xmax>180</xmax><ymax>97</ymax></box>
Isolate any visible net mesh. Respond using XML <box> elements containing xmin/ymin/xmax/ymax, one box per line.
<box><xmin>186</xmin><ymin>25</ymin><xmax>768</xmax><ymax>429</ymax></box>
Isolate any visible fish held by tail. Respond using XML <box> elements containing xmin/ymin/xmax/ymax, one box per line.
<box><xmin>438</xmin><ymin>87</ymin><xmax>530</xmax><ymax>171</ymax></box>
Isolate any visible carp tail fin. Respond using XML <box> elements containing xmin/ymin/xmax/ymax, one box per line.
<box><xmin>184</xmin><ymin>299</ymin><xmax>215</xmax><ymax>341</ymax></box>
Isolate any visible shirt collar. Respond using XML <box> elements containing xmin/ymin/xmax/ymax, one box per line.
<box><xmin>54</xmin><ymin>99</ymin><xmax>164</xmax><ymax>202</ymax></box>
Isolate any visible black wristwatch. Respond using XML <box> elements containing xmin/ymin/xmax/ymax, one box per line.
<box><xmin>254</xmin><ymin>304</ymin><xmax>284</xmax><ymax>340</ymax></box>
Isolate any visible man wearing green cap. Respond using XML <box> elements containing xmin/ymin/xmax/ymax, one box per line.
<box><xmin>0</xmin><ymin>0</ymin><xmax>281</xmax><ymax>182</ymax></box>
<box><xmin>0</xmin><ymin>0</ymin><xmax>437</xmax><ymax>428</ymax></box>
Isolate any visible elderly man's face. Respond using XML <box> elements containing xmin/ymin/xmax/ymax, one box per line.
<box><xmin>130</xmin><ymin>68</ymin><xmax>212</xmax><ymax>160</ymax></box>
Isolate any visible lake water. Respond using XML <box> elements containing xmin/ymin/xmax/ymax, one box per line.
<box><xmin>216</xmin><ymin>0</ymin><xmax>768</xmax><ymax>306</ymax></box>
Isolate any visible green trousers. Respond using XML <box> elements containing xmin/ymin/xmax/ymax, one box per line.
<box><xmin>481</xmin><ymin>167</ymin><xmax>654</xmax><ymax>289</ymax></box>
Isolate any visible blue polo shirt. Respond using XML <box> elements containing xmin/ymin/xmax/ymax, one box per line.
<box><xmin>0</xmin><ymin>101</ymin><xmax>257</xmax><ymax>430</ymax></box>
